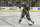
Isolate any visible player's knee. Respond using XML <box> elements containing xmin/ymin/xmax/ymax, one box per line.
<box><xmin>20</xmin><ymin>17</ymin><xmax>23</xmax><ymax>20</ymax></box>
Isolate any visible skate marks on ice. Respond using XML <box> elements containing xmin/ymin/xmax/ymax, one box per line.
<box><xmin>0</xmin><ymin>17</ymin><xmax>40</xmax><ymax>27</ymax></box>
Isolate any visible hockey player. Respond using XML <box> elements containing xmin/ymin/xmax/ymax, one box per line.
<box><xmin>19</xmin><ymin>3</ymin><xmax>34</xmax><ymax>26</ymax></box>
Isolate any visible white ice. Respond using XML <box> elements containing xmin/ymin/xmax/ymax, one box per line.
<box><xmin>0</xmin><ymin>16</ymin><xmax>40</xmax><ymax>27</ymax></box>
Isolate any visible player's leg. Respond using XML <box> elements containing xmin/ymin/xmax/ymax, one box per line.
<box><xmin>19</xmin><ymin>18</ymin><xmax>23</xmax><ymax>24</ymax></box>
<box><xmin>26</xmin><ymin>13</ymin><xmax>34</xmax><ymax>24</ymax></box>
<box><xmin>19</xmin><ymin>12</ymin><xmax>25</xmax><ymax>24</ymax></box>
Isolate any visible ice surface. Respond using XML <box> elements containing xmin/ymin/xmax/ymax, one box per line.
<box><xmin>0</xmin><ymin>16</ymin><xmax>40</xmax><ymax>27</ymax></box>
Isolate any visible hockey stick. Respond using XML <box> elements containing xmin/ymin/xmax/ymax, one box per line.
<box><xmin>24</xmin><ymin>17</ymin><xmax>30</xmax><ymax>25</ymax></box>
<box><xmin>1</xmin><ymin>19</ymin><xmax>15</xmax><ymax>27</ymax></box>
<box><xmin>24</xmin><ymin>17</ymin><xmax>33</xmax><ymax>26</ymax></box>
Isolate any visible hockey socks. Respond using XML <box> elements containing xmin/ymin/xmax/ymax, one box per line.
<box><xmin>19</xmin><ymin>20</ymin><xmax>22</xmax><ymax>24</ymax></box>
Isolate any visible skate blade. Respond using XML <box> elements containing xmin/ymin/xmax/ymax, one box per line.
<box><xmin>29</xmin><ymin>24</ymin><xmax>33</xmax><ymax>26</ymax></box>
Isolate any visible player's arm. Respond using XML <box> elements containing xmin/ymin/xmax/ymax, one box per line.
<box><xmin>24</xmin><ymin>7</ymin><xmax>30</xmax><ymax>13</ymax></box>
<box><xmin>24</xmin><ymin>9</ymin><xmax>28</xmax><ymax>12</ymax></box>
